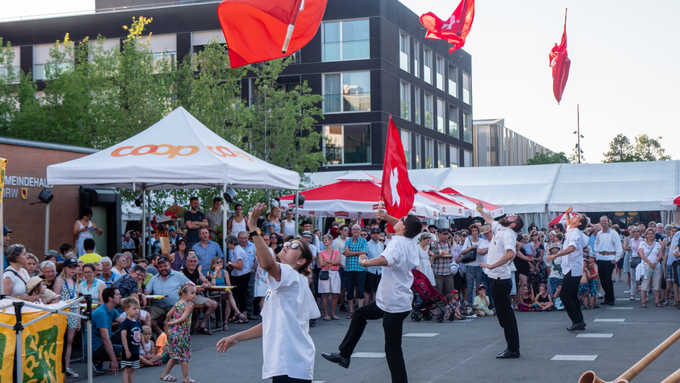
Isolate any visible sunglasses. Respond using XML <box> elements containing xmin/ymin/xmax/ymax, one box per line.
<box><xmin>283</xmin><ymin>242</ymin><xmax>301</xmax><ymax>250</ymax></box>
<box><xmin>379</xmin><ymin>239</ymin><xmax>385</xmax><ymax>242</ymax></box>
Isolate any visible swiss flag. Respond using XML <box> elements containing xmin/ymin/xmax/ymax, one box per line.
<box><xmin>420</xmin><ymin>0</ymin><xmax>475</xmax><ymax>53</ymax></box>
<box><xmin>381</xmin><ymin>117</ymin><xmax>417</xmax><ymax>228</ymax></box>
<box><xmin>549</xmin><ymin>21</ymin><xmax>571</xmax><ymax>104</ymax></box>
<box><xmin>217</xmin><ymin>0</ymin><xmax>328</xmax><ymax>68</ymax></box>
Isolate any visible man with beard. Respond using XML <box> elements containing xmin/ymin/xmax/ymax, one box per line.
<box><xmin>145</xmin><ymin>256</ymin><xmax>190</xmax><ymax>335</ymax></box>
<box><xmin>478</xmin><ymin>202</ymin><xmax>524</xmax><ymax>359</ymax></box>
<box><xmin>546</xmin><ymin>209</ymin><xmax>589</xmax><ymax>331</ymax></box>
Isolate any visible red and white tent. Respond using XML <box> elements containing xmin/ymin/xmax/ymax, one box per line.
<box><xmin>549</xmin><ymin>211</ymin><xmax>588</xmax><ymax>226</ymax></box>
<box><xmin>661</xmin><ymin>196</ymin><xmax>680</xmax><ymax>209</ymax></box>
<box><xmin>413</xmin><ymin>185</ymin><xmax>470</xmax><ymax>218</ymax></box>
<box><xmin>439</xmin><ymin>187</ymin><xmax>504</xmax><ymax>218</ymax></box>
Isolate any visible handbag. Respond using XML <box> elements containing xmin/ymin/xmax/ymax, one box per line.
<box><xmin>319</xmin><ymin>270</ymin><xmax>330</xmax><ymax>280</ymax></box>
<box><xmin>460</xmin><ymin>238</ymin><xmax>477</xmax><ymax>264</ymax></box>
<box><xmin>629</xmin><ymin>256</ymin><xmax>641</xmax><ymax>269</ymax></box>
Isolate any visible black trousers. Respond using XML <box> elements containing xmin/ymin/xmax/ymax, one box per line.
<box><xmin>232</xmin><ymin>272</ymin><xmax>252</xmax><ymax>313</ymax></box>
<box><xmin>338</xmin><ymin>301</ymin><xmax>410</xmax><ymax>383</ymax></box>
<box><xmin>272</xmin><ymin>376</ymin><xmax>310</xmax><ymax>383</ymax></box>
<box><xmin>490</xmin><ymin>278</ymin><xmax>519</xmax><ymax>353</ymax></box>
<box><xmin>597</xmin><ymin>260</ymin><xmax>616</xmax><ymax>303</ymax></box>
<box><xmin>560</xmin><ymin>272</ymin><xmax>583</xmax><ymax>325</ymax></box>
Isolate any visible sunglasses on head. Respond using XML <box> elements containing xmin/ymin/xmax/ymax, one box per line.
<box><xmin>283</xmin><ymin>242</ymin><xmax>301</xmax><ymax>250</ymax></box>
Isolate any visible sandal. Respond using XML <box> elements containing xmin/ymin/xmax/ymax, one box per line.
<box><xmin>655</xmin><ymin>302</ymin><xmax>664</xmax><ymax>308</ymax></box>
<box><xmin>331</xmin><ymin>316</ymin><xmax>340</xmax><ymax>320</ymax></box>
<box><xmin>346</xmin><ymin>313</ymin><xmax>353</xmax><ymax>319</ymax></box>
<box><xmin>641</xmin><ymin>303</ymin><xmax>647</xmax><ymax>308</ymax></box>
<box><xmin>160</xmin><ymin>375</ymin><xmax>177</xmax><ymax>382</ymax></box>
<box><xmin>223</xmin><ymin>324</ymin><xmax>229</xmax><ymax>331</ymax></box>
<box><xmin>196</xmin><ymin>326</ymin><xmax>213</xmax><ymax>335</ymax></box>
<box><xmin>183</xmin><ymin>379</ymin><xmax>195</xmax><ymax>383</ymax></box>
<box><xmin>234</xmin><ymin>313</ymin><xmax>248</xmax><ymax>324</ymax></box>
<box><xmin>323</xmin><ymin>316</ymin><xmax>331</xmax><ymax>321</ymax></box>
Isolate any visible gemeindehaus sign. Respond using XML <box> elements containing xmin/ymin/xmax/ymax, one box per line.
<box><xmin>2</xmin><ymin>174</ymin><xmax>49</xmax><ymax>199</ymax></box>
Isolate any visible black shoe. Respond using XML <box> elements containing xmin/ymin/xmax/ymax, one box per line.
<box><xmin>566</xmin><ymin>322</ymin><xmax>586</xmax><ymax>331</ymax></box>
<box><xmin>322</xmin><ymin>352</ymin><xmax>350</xmax><ymax>368</ymax></box>
<box><xmin>247</xmin><ymin>314</ymin><xmax>258</xmax><ymax>320</ymax></box>
<box><xmin>496</xmin><ymin>349</ymin><xmax>520</xmax><ymax>359</ymax></box>
<box><xmin>607</xmin><ymin>302</ymin><xmax>616</xmax><ymax>306</ymax></box>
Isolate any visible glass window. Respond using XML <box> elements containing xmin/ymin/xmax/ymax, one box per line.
<box><xmin>436</xmin><ymin>56</ymin><xmax>444</xmax><ymax>91</ymax></box>
<box><xmin>322</xmin><ymin>20</ymin><xmax>370</xmax><ymax>61</ymax></box>
<box><xmin>413</xmin><ymin>41</ymin><xmax>420</xmax><ymax>78</ymax></box>
<box><xmin>449</xmin><ymin>146</ymin><xmax>459</xmax><ymax>167</ymax></box>
<box><xmin>448</xmin><ymin>66</ymin><xmax>457</xmax><ymax>98</ymax></box>
<box><xmin>436</xmin><ymin>98</ymin><xmax>445</xmax><ymax>134</ymax></box>
<box><xmin>414</xmin><ymin>87</ymin><xmax>421</xmax><ymax>124</ymax></box>
<box><xmin>449</xmin><ymin>106</ymin><xmax>458</xmax><ymax>138</ymax></box>
<box><xmin>401</xmin><ymin>130</ymin><xmax>411</xmax><ymax>169</ymax></box>
<box><xmin>438</xmin><ymin>142</ymin><xmax>446</xmax><ymax>168</ymax></box>
<box><xmin>399</xmin><ymin>33</ymin><xmax>409</xmax><ymax>72</ymax></box>
<box><xmin>424</xmin><ymin>138</ymin><xmax>434</xmax><ymax>169</ymax></box>
<box><xmin>464</xmin><ymin>150</ymin><xmax>472</xmax><ymax>167</ymax></box>
<box><xmin>323</xmin><ymin>124</ymin><xmax>372</xmax><ymax>164</ymax></box>
<box><xmin>463</xmin><ymin>112</ymin><xmax>472</xmax><ymax>143</ymax></box>
<box><xmin>323</xmin><ymin>72</ymin><xmax>371</xmax><ymax>113</ymax></box>
<box><xmin>423</xmin><ymin>48</ymin><xmax>432</xmax><ymax>84</ymax></box>
<box><xmin>463</xmin><ymin>72</ymin><xmax>471</xmax><ymax>104</ymax></box>
<box><xmin>414</xmin><ymin>134</ymin><xmax>421</xmax><ymax>169</ymax></box>
<box><xmin>400</xmin><ymin>81</ymin><xmax>410</xmax><ymax>120</ymax></box>
<box><xmin>424</xmin><ymin>93</ymin><xmax>433</xmax><ymax>129</ymax></box>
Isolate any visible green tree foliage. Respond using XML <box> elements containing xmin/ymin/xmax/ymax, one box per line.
<box><xmin>526</xmin><ymin>150</ymin><xmax>569</xmax><ymax>165</ymax></box>
<box><xmin>603</xmin><ymin>133</ymin><xmax>634</xmax><ymax>162</ymax></box>
<box><xmin>568</xmin><ymin>143</ymin><xmax>586</xmax><ymax>164</ymax></box>
<box><xmin>602</xmin><ymin>133</ymin><xmax>670</xmax><ymax>162</ymax></box>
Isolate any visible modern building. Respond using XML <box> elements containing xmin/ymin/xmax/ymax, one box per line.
<box><xmin>473</xmin><ymin>118</ymin><xmax>551</xmax><ymax>167</ymax></box>
<box><xmin>0</xmin><ymin>0</ymin><xmax>474</xmax><ymax>172</ymax></box>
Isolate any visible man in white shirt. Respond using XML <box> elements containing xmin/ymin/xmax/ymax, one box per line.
<box><xmin>547</xmin><ymin>210</ymin><xmax>589</xmax><ymax>331</ymax></box>
<box><xmin>478</xmin><ymin>202</ymin><xmax>523</xmax><ymax>359</ymax></box>
<box><xmin>594</xmin><ymin>216</ymin><xmax>623</xmax><ymax>305</ymax></box>
<box><xmin>332</xmin><ymin>225</ymin><xmax>349</xmax><ymax>312</ymax></box>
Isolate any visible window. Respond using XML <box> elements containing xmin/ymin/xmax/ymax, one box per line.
<box><xmin>323</xmin><ymin>72</ymin><xmax>371</xmax><ymax>113</ymax></box>
<box><xmin>414</xmin><ymin>87</ymin><xmax>421</xmax><ymax>124</ymax></box>
<box><xmin>463</xmin><ymin>72</ymin><xmax>471</xmax><ymax>104</ymax></box>
<box><xmin>414</xmin><ymin>134</ymin><xmax>421</xmax><ymax>169</ymax></box>
<box><xmin>401</xmin><ymin>130</ymin><xmax>411</xmax><ymax>169</ymax></box>
<box><xmin>463</xmin><ymin>113</ymin><xmax>472</xmax><ymax>143</ymax></box>
<box><xmin>413</xmin><ymin>41</ymin><xmax>420</xmax><ymax>78</ymax></box>
<box><xmin>436</xmin><ymin>56</ymin><xmax>444</xmax><ymax>90</ymax></box>
<box><xmin>399</xmin><ymin>33</ymin><xmax>409</xmax><ymax>72</ymax></box>
<box><xmin>448</xmin><ymin>66</ymin><xmax>457</xmax><ymax>98</ymax></box>
<box><xmin>424</xmin><ymin>138</ymin><xmax>434</xmax><ymax>168</ymax></box>
<box><xmin>449</xmin><ymin>106</ymin><xmax>459</xmax><ymax>138</ymax></box>
<box><xmin>323</xmin><ymin>124</ymin><xmax>372</xmax><ymax>164</ymax></box>
<box><xmin>436</xmin><ymin>98</ymin><xmax>445</xmax><ymax>134</ymax></box>
<box><xmin>424</xmin><ymin>93</ymin><xmax>433</xmax><ymax>129</ymax></box>
<box><xmin>438</xmin><ymin>142</ymin><xmax>446</xmax><ymax>168</ymax></box>
<box><xmin>423</xmin><ymin>48</ymin><xmax>432</xmax><ymax>84</ymax></box>
<box><xmin>464</xmin><ymin>150</ymin><xmax>472</xmax><ymax>167</ymax></box>
<box><xmin>400</xmin><ymin>81</ymin><xmax>410</xmax><ymax>120</ymax></box>
<box><xmin>322</xmin><ymin>20</ymin><xmax>370</xmax><ymax>61</ymax></box>
<box><xmin>449</xmin><ymin>146</ymin><xmax>459</xmax><ymax>167</ymax></box>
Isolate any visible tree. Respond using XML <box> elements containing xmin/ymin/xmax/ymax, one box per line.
<box><xmin>568</xmin><ymin>143</ymin><xmax>585</xmax><ymax>164</ymax></box>
<box><xmin>603</xmin><ymin>134</ymin><xmax>634</xmax><ymax>162</ymax></box>
<box><xmin>526</xmin><ymin>150</ymin><xmax>569</xmax><ymax>165</ymax></box>
<box><xmin>632</xmin><ymin>134</ymin><xmax>671</xmax><ymax>162</ymax></box>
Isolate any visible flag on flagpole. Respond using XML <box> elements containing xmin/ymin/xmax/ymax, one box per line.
<box><xmin>381</xmin><ymin>117</ymin><xmax>417</xmax><ymax>230</ymax></box>
<box><xmin>549</xmin><ymin>12</ymin><xmax>571</xmax><ymax>104</ymax></box>
<box><xmin>217</xmin><ymin>0</ymin><xmax>328</xmax><ymax>68</ymax></box>
<box><xmin>419</xmin><ymin>0</ymin><xmax>475</xmax><ymax>53</ymax></box>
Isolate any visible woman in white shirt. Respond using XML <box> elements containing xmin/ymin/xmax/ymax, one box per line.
<box><xmin>3</xmin><ymin>244</ymin><xmax>40</xmax><ymax>302</ymax></box>
<box><xmin>416</xmin><ymin>233</ymin><xmax>436</xmax><ymax>286</ymax></box>
<box><xmin>623</xmin><ymin>226</ymin><xmax>643</xmax><ymax>300</ymax></box>
<box><xmin>638</xmin><ymin>228</ymin><xmax>665</xmax><ymax>308</ymax></box>
<box><xmin>217</xmin><ymin>203</ymin><xmax>319</xmax><ymax>383</ymax></box>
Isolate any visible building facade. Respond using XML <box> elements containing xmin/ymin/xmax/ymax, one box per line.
<box><xmin>473</xmin><ymin>118</ymin><xmax>551</xmax><ymax>167</ymax></box>
<box><xmin>0</xmin><ymin>0</ymin><xmax>474</xmax><ymax>172</ymax></box>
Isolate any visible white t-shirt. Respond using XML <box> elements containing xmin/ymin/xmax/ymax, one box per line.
<box><xmin>563</xmin><ymin>227</ymin><xmax>589</xmax><ymax>277</ymax></box>
<box><xmin>261</xmin><ymin>263</ymin><xmax>320</xmax><ymax>380</ymax></box>
<box><xmin>640</xmin><ymin>241</ymin><xmax>662</xmax><ymax>267</ymax></box>
<box><xmin>484</xmin><ymin>222</ymin><xmax>516</xmax><ymax>280</ymax></box>
<box><xmin>376</xmin><ymin>236</ymin><xmax>419</xmax><ymax>313</ymax></box>
<box><xmin>331</xmin><ymin>237</ymin><xmax>347</xmax><ymax>268</ymax></box>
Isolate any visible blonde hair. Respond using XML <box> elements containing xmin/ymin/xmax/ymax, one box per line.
<box><xmin>178</xmin><ymin>282</ymin><xmax>196</xmax><ymax>298</ymax></box>
<box><xmin>122</xmin><ymin>296</ymin><xmax>140</xmax><ymax>311</ymax></box>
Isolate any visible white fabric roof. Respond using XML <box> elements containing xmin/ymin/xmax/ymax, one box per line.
<box><xmin>46</xmin><ymin>107</ymin><xmax>299</xmax><ymax>190</ymax></box>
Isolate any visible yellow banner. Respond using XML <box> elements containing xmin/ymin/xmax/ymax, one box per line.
<box><xmin>0</xmin><ymin>157</ymin><xmax>6</xmax><ymax>203</ymax></box>
<box><xmin>0</xmin><ymin>308</ymin><xmax>67</xmax><ymax>383</ymax></box>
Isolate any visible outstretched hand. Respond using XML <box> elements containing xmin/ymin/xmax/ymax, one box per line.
<box><xmin>216</xmin><ymin>335</ymin><xmax>239</xmax><ymax>353</ymax></box>
<box><xmin>565</xmin><ymin>207</ymin><xmax>572</xmax><ymax>215</ymax></box>
<box><xmin>476</xmin><ymin>201</ymin><xmax>483</xmax><ymax>211</ymax></box>
<box><xmin>247</xmin><ymin>203</ymin><xmax>268</xmax><ymax>230</ymax></box>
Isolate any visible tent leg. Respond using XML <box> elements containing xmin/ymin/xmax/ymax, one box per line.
<box><xmin>147</xmin><ymin>190</ymin><xmax>152</xmax><ymax>257</ymax></box>
<box><xmin>86</xmin><ymin>295</ymin><xmax>93</xmax><ymax>383</ymax></box>
<box><xmin>141</xmin><ymin>187</ymin><xmax>146</xmax><ymax>259</ymax></box>
<box><xmin>44</xmin><ymin>202</ymin><xmax>50</xmax><ymax>255</ymax></box>
<box><xmin>295</xmin><ymin>191</ymin><xmax>299</xmax><ymax>236</ymax></box>
<box><xmin>13</xmin><ymin>301</ymin><xmax>24</xmax><ymax>383</ymax></box>
<box><xmin>222</xmin><ymin>184</ymin><xmax>228</xmax><ymax>261</ymax></box>
<box><xmin>0</xmin><ymin>191</ymin><xmax>4</xmax><ymax>295</ymax></box>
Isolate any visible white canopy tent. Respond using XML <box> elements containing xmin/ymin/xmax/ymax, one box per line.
<box><xmin>46</xmin><ymin>106</ymin><xmax>299</xmax><ymax>256</ymax></box>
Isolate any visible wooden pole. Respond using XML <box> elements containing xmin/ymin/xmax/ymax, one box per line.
<box><xmin>577</xmin><ymin>104</ymin><xmax>581</xmax><ymax>164</ymax></box>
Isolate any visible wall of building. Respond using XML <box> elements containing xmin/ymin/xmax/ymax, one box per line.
<box><xmin>473</xmin><ymin>120</ymin><xmax>549</xmax><ymax>167</ymax></box>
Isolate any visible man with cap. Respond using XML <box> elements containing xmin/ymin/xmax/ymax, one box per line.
<box><xmin>365</xmin><ymin>228</ymin><xmax>385</xmax><ymax>303</ymax></box>
<box><xmin>145</xmin><ymin>256</ymin><xmax>191</xmax><ymax>335</ymax></box>
<box><xmin>3</xmin><ymin>225</ymin><xmax>11</xmax><ymax>270</ymax></box>
<box><xmin>301</xmin><ymin>220</ymin><xmax>320</xmax><ymax>248</ymax></box>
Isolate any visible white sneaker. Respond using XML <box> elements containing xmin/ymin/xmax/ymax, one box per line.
<box><xmin>65</xmin><ymin>368</ymin><xmax>79</xmax><ymax>378</ymax></box>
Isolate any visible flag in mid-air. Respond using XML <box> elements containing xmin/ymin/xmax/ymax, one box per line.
<box><xmin>217</xmin><ymin>0</ymin><xmax>328</xmax><ymax>68</ymax></box>
<box><xmin>419</xmin><ymin>0</ymin><xmax>475</xmax><ymax>53</ymax></box>
<box><xmin>549</xmin><ymin>17</ymin><xmax>571</xmax><ymax>104</ymax></box>
<box><xmin>380</xmin><ymin>116</ymin><xmax>417</xmax><ymax>230</ymax></box>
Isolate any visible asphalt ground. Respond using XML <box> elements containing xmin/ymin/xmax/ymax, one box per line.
<box><xmin>70</xmin><ymin>284</ymin><xmax>680</xmax><ymax>383</ymax></box>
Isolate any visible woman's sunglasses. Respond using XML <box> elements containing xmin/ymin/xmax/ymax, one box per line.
<box><xmin>283</xmin><ymin>242</ymin><xmax>301</xmax><ymax>250</ymax></box>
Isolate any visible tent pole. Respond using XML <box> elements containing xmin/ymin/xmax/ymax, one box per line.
<box><xmin>14</xmin><ymin>301</ymin><xmax>24</xmax><ymax>383</ymax></box>
<box><xmin>147</xmin><ymin>190</ymin><xmax>152</xmax><ymax>258</ymax></box>
<box><xmin>222</xmin><ymin>184</ymin><xmax>228</xmax><ymax>261</ymax></box>
<box><xmin>85</xmin><ymin>294</ymin><xmax>93</xmax><ymax>383</ymax></box>
<box><xmin>141</xmin><ymin>186</ymin><xmax>146</xmax><ymax>259</ymax></box>
<box><xmin>295</xmin><ymin>191</ymin><xmax>299</xmax><ymax>236</ymax></box>
<box><xmin>44</xmin><ymin>202</ymin><xmax>50</xmax><ymax>254</ymax></box>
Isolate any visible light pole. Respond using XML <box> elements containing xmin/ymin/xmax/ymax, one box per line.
<box><xmin>573</xmin><ymin>104</ymin><xmax>584</xmax><ymax>163</ymax></box>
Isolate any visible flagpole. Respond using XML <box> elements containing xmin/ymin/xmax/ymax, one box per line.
<box><xmin>564</xmin><ymin>8</ymin><xmax>567</xmax><ymax>27</ymax></box>
<box><xmin>282</xmin><ymin>0</ymin><xmax>304</xmax><ymax>53</ymax></box>
<box><xmin>577</xmin><ymin>104</ymin><xmax>581</xmax><ymax>164</ymax></box>
<box><xmin>456</xmin><ymin>0</ymin><xmax>469</xmax><ymax>35</ymax></box>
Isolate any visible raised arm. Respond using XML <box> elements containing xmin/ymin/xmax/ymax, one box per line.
<box><xmin>475</xmin><ymin>202</ymin><xmax>493</xmax><ymax>225</ymax></box>
<box><xmin>247</xmin><ymin>203</ymin><xmax>281</xmax><ymax>281</ymax></box>
<box><xmin>376</xmin><ymin>208</ymin><xmax>400</xmax><ymax>228</ymax></box>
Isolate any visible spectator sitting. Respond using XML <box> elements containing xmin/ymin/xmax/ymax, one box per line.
<box><xmin>170</xmin><ymin>239</ymin><xmax>189</xmax><ymax>272</ymax></box>
<box><xmin>3</xmin><ymin>244</ymin><xmax>41</xmax><ymax>302</ymax></box>
<box><xmin>147</xmin><ymin>254</ymin><xmax>160</xmax><ymax>276</ymax></box>
<box><xmin>26</xmin><ymin>276</ymin><xmax>48</xmax><ymax>304</ymax></box>
<box><xmin>139</xmin><ymin>326</ymin><xmax>162</xmax><ymax>367</ymax></box>
<box><xmin>26</xmin><ymin>252</ymin><xmax>40</xmax><ymax>277</ymax></box>
<box><xmin>135</xmin><ymin>259</ymin><xmax>154</xmax><ymax>285</ymax></box>
<box><xmin>39</xmin><ymin>260</ymin><xmax>59</xmax><ymax>293</ymax></box>
<box><xmin>113</xmin><ymin>265</ymin><xmax>151</xmax><ymax>328</ymax></box>
<box><xmin>111</xmin><ymin>253</ymin><xmax>128</xmax><ymax>276</ymax></box>
<box><xmin>99</xmin><ymin>257</ymin><xmax>119</xmax><ymax>287</ymax></box>
<box><xmin>192</xmin><ymin>227</ymin><xmax>224</xmax><ymax>276</ymax></box>
<box><xmin>145</xmin><ymin>256</ymin><xmax>191</xmax><ymax>336</ymax></box>
<box><xmin>181</xmin><ymin>253</ymin><xmax>217</xmax><ymax>334</ymax></box>
<box><xmin>44</xmin><ymin>252</ymin><xmax>58</xmax><ymax>265</ymax></box>
<box><xmin>517</xmin><ymin>285</ymin><xmax>534</xmax><ymax>311</ymax></box>
<box><xmin>473</xmin><ymin>285</ymin><xmax>494</xmax><ymax>317</ymax></box>
<box><xmin>207</xmin><ymin>256</ymin><xmax>245</xmax><ymax>330</ymax></box>
<box><xmin>57</xmin><ymin>243</ymin><xmax>73</xmax><ymax>262</ymax></box>
<box><xmin>553</xmin><ymin>283</ymin><xmax>564</xmax><ymax>310</ymax></box>
<box><xmin>444</xmin><ymin>290</ymin><xmax>465</xmax><ymax>321</ymax></box>
<box><xmin>122</xmin><ymin>231</ymin><xmax>136</xmax><ymax>251</ymax></box>
<box><xmin>80</xmin><ymin>263</ymin><xmax>105</xmax><ymax>303</ymax></box>
<box><xmin>532</xmin><ymin>283</ymin><xmax>553</xmax><ymax>311</ymax></box>
<box><xmin>91</xmin><ymin>287</ymin><xmax>125</xmax><ymax>374</ymax></box>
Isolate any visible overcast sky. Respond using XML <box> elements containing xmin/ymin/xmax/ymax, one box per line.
<box><xmin>3</xmin><ymin>0</ymin><xmax>679</xmax><ymax>163</ymax></box>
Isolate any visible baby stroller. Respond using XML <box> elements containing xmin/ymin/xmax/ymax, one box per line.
<box><xmin>411</xmin><ymin>269</ymin><xmax>449</xmax><ymax>323</ymax></box>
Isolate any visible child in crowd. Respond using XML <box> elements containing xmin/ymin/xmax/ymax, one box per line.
<box><xmin>139</xmin><ymin>326</ymin><xmax>163</xmax><ymax>367</ymax></box>
<box><xmin>518</xmin><ymin>285</ymin><xmax>534</xmax><ymax>311</ymax></box>
<box><xmin>473</xmin><ymin>285</ymin><xmax>495</xmax><ymax>317</ymax></box>
<box><xmin>121</xmin><ymin>297</ymin><xmax>143</xmax><ymax>383</ymax></box>
<box><xmin>160</xmin><ymin>282</ymin><xmax>196</xmax><ymax>383</ymax></box>
<box><xmin>531</xmin><ymin>283</ymin><xmax>553</xmax><ymax>312</ymax></box>
<box><xmin>26</xmin><ymin>277</ymin><xmax>47</xmax><ymax>304</ymax></box>
<box><xmin>553</xmin><ymin>283</ymin><xmax>564</xmax><ymax>310</ymax></box>
<box><xmin>547</xmin><ymin>243</ymin><xmax>563</xmax><ymax>296</ymax></box>
<box><xmin>584</xmin><ymin>255</ymin><xmax>599</xmax><ymax>309</ymax></box>
<box><xmin>444</xmin><ymin>290</ymin><xmax>465</xmax><ymax>321</ymax></box>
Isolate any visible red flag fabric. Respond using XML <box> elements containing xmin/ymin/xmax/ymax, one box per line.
<box><xmin>381</xmin><ymin>117</ymin><xmax>418</xmax><ymax>226</ymax></box>
<box><xmin>217</xmin><ymin>0</ymin><xmax>328</xmax><ymax>68</ymax></box>
<box><xmin>419</xmin><ymin>0</ymin><xmax>475</xmax><ymax>53</ymax></box>
<box><xmin>549</xmin><ymin>24</ymin><xmax>571</xmax><ymax>104</ymax></box>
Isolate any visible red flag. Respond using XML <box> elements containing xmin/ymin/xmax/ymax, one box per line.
<box><xmin>549</xmin><ymin>20</ymin><xmax>571</xmax><ymax>104</ymax></box>
<box><xmin>217</xmin><ymin>0</ymin><xmax>328</xmax><ymax>68</ymax></box>
<box><xmin>381</xmin><ymin>117</ymin><xmax>417</xmax><ymax>228</ymax></box>
<box><xmin>419</xmin><ymin>0</ymin><xmax>475</xmax><ymax>53</ymax></box>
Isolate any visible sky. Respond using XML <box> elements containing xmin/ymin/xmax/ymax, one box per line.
<box><xmin>3</xmin><ymin>0</ymin><xmax>679</xmax><ymax>163</ymax></box>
